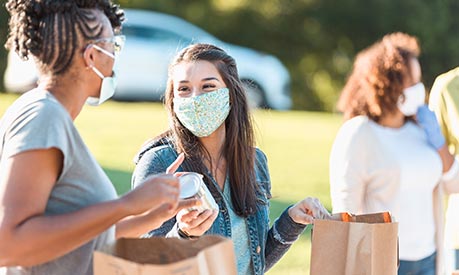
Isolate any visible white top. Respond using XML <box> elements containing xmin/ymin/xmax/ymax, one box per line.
<box><xmin>369</xmin><ymin>120</ymin><xmax>440</xmax><ymax>260</ymax></box>
<box><xmin>330</xmin><ymin>116</ymin><xmax>459</xmax><ymax>265</ymax></box>
<box><xmin>0</xmin><ymin>90</ymin><xmax>117</xmax><ymax>275</ymax></box>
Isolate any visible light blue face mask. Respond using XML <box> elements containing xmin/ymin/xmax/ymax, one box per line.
<box><xmin>173</xmin><ymin>88</ymin><xmax>231</xmax><ymax>137</ymax></box>
<box><xmin>86</xmin><ymin>44</ymin><xmax>118</xmax><ymax>106</ymax></box>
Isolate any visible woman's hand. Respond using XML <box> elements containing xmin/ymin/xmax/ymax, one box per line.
<box><xmin>288</xmin><ymin>197</ymin><xmax>330</xmax><ymax>225</ymax></box>
<box><xmin>416</xmin><ymin>105</ymin><xmax>455</xmax><ymax>171</ymax></box>
<box><xmin>416</xmin><ymin>105</ymin><xmax>446</xmax><ymax>150</ymax></box>
<box><xmin>142</xmin><ymin>198</ymin><xmax>200</xmax><ymax>226</ymax></box>
<box><xmin>116</xmin><ymin>197</ymin><xmax>200</xmax><ymax>238</ymax></box>
<box><xmin>120</xmin><ymin>174</ymin><xmax>180</xmax><ymax>216</ymax></box>
<box><xmin>165</xmin><ymin>153</ymin><xmax>218</xmax><ymax>236</ymax></box>
<box><xmin>177</xmin><ymin>209</ymin><xmax>219</xmax><ymax>236</ymax></box>
<box><xmin>116</xmin><ymin>153</ymin><xmax>203</xmax><ymax>238</ymax></box>
<box><xmin>124</xmin><ymin>152</ymin><xmax>187</xmax><ymax>217</ymax></box>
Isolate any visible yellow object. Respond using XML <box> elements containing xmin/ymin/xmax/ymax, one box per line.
<box><xmin>429</xmin><ymin>67</ymin><xmax>459</xmax><ymax>249</ymax></box>
<box><xmin>430</xmin><ymin>67</ymin><xmax>459</xmax><ymax>154</ymax></box>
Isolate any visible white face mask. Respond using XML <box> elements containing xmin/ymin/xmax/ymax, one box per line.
<box><xmin>86</xmin><ymin>67</ymin><xmax>117</xmax><ymax>106</ymax></box>
<box><xmin>397</xmin><ymin>82</ymin><xmax>426</xmax><ymax>116</ymax></box>
<box><xmin>86</xmin><ymin>44</ymin><xmax>118</xmax><ymax>106</ymax></box>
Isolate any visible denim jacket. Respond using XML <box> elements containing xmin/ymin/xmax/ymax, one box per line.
<box><xmin>132</xmin><ymin>139</ymin><xmax>307</xmax><ymax>275</ymax></box>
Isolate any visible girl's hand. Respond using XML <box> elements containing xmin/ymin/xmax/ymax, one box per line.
<box><xmin>143</xmin><ymin>198</ymin><xmax>201</xmax><ymax>226</ymax></box>
<box><xmin>166</xmin><ymin>153</ymin><xmax>185</xmax><ymax>175</ymax></box>
<box><xmin>177</xmin><ymin>209</ymin><xmax>218</xmax><ymax>236</ymax></box>
<box><xmin>288</xmin><ymin>197</ymin><xmax>330</xmax><ymax>224</ymax></box>
<box><xmin>167</xmin><ymin>152</ymin><xmax>218</xmax><ymax>236</ymax></box>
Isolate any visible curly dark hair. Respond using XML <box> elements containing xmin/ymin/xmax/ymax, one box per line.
<box><xmin>5</xmin><ymin>0</ymin><xmax>124</xmax><ymax>75</ymax></box>
<box><xmin>337</xmin><ymin>32</ymin><xmax>420</xmax><ymax>122</ymax></box>
<box><xmin>159</xmin><ymin>43</ymin><xmax>258</xmax><ymax>217</ymax></box>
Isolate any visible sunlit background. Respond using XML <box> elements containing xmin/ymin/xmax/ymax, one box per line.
<box><xmin>1</xmin><ymin>1</ymin><xmax>459</xmax><ymax>274</ymax></box>
<box><xmin>2</xmin><ymin>0</ymin><xmax>459</xmax><ymax>111</ymax></box>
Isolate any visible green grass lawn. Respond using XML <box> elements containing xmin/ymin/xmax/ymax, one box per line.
<box><xmin>0</xmin><ymin>92</ymin><xmax>343</xmax><ymax>275</ymax></box>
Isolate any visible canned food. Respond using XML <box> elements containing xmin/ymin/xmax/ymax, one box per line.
<box><xmin>179</xmin><ymin>172</ymin><xmax>219</xmax><ymax>213</ymax></box>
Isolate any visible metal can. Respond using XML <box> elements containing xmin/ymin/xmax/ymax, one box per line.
<box><xmin>179</xmin><ymin>172</ymin><xmax>219</xmax><ymax>213</ymax></box>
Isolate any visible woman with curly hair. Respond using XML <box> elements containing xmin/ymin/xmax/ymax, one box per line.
<box><xmin>329</xmin><ymin>32</ymin><xmax>459</xmax><ymax>275</ymax></box>
<box><xmin>0</xmin><ymin>1</ymin><xmax>194</xmax><ymax>274</ymax></box>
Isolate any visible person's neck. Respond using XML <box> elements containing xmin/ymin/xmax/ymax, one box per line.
<box><xmin>199</xmin><ymin>125</ymin><xmax>226</xmax><ymax>162</ymax></box>
<box><xmin>38</xmin><ymin>74</ymin><xmax>88</xmax><ymax>120</ymax></box>
<box><xmin>199</xmin><ymin>125</ymin><xmax>227</xmax><ymax>189</ymax></box>
<box><xmin>378</xmin><ymin>111</ymin><xmax>406</xmax><ymax>128</ymax></box>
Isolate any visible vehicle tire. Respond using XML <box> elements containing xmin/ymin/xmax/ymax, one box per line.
<box><xmin>241</xmin><ymin>79</ymin><xmax>267</xmax><ymax>109</ymax></box>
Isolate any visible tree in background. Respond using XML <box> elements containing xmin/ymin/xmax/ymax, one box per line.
<box><xmin>2</xmin><ymin>0</ymin><xmax>459</xmax><ymax>111</ymax></box>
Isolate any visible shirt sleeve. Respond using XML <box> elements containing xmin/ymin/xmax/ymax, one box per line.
<box><xmin>265</xmin><ymin>206</ymin><xmax>307</xmax><ymax>271</ymax></box>
<box><xmin>3</xmin><ymin>100</ymin><xmax>72</xmax><ymax>174</ymax></box>
<box><xmin>329</xmin><ymin>118</ymin><xmax>368</xmax><ymax>214</ymax></box>
<box><xmin>441</xmin><ymin>157</ymin><xmax>459</xmax><ymax>194</ymax></box>
<box><xmin>255</xmin><ymin>148</ymin><xmax>272</xmax><ymax>198</ymax></box>
<box><xmin>429</xmin><ymin>72</ymin><xmax>459</xmax><ymax>155</ymax></box>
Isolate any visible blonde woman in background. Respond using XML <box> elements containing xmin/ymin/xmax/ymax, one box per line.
<box><xmin>429</xmin><ymin>67</ymin><xmax>459</xmax><ymax>273</ymax></box>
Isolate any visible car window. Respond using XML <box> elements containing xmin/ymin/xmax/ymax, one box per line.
<box><xmin>123</xmin><ymin>25</ymin><xmax>192</xmax><ymax>45</ymax></box>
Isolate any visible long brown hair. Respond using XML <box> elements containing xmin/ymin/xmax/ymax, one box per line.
<box><xmin>337</xmin><ymin>32</ymin><xmax>420</xmax><ymax>122</ymax></box>
<box><xmin>161</xmin><ymin>44</ymin><xmax>258</xmax><ymax>217</ymax></box>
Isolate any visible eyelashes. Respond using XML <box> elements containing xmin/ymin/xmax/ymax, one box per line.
<box><xmin>177</xmin><ymin>84</ymin><xmax>217</xmax><ymax>92</ymax></box>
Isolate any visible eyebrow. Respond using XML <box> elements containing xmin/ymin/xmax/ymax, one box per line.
<box><xmin>178</xmin><ymin>77</ymin><xmax>221</xmax><ymax>83</ymax></box>
<box><xmin>202</xmin><ymin>77</ymin><xmax>220</xmax><ymax>82</ymax></box>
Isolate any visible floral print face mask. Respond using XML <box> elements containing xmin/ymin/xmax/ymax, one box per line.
<box><xmin>173</xmin><ymin>88</ymin><xmax>231</xmax><ymax>137</ymax></box>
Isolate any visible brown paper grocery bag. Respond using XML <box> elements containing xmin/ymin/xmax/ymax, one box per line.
<box><xmin>310</xmin><ymin>212</ymin><xmax>398</xmax><ymax>275</ymax></box>
<box><xmin>94</xmin><ymin>235</ymin><xmax>237</xmax><ymax>275</ymax></box>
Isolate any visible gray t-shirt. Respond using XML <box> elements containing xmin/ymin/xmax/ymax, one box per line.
<box><xmin>0</xmin><ymin>90</ymin><xmax>117</xmax><ymax>275</ymax></box>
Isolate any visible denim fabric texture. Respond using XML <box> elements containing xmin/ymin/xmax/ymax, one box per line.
<box><xmin>398</xmin><ymin>252</ymin><xmax>436</xmax><ymax>275</ymax></box>
<box><xmin>132</xmin><ymin>139</ymin><xmax>307</xmax><ymax>275</ymax></box>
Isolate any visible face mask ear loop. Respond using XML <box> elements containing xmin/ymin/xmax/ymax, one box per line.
<box><xmin>91</xmin><ymin>66</ymin><xmax>105</xmax><ymax>79</ymax></box>
<box><xmin>85</xmin><ymin>43</ymin><xmax>115</xmax><ymax>79</ymax></box>
<box><xmin>92</xmin><ymin>44</ymin><xmax>116</xmax><ymax>59</ymax></box>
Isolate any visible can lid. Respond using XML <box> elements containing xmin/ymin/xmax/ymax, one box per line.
<box><xmin>179</xmin><ymin>173</ymin><xmax>202</xmax><ymax>199</ymax></box>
